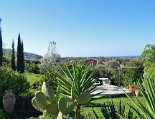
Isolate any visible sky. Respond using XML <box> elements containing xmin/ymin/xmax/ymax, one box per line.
<box><xmin>0</xmin><ymin>0</ymin><xmax>155</xmax><ymax>57</ymax></box>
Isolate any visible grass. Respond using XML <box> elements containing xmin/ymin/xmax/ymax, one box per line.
<box><xmin>24</xmin><ymin>72</ymin><xmax>43</xmax><ymax>94</ymax></box>
<box><xmin>25</xmin><ymin>72</ymin><xmax>43</xmax><ymax>85</ymax></box>
<box><xmin>81</xmin><ymin>96</ymin><xmax>145</xmax><ymax>118</ymax></box>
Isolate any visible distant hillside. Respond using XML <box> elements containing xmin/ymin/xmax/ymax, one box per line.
<box><xmin>24</xmin><ymin>52</ymin><xmax>43</xmax><ymax>60</ymax></box>
<box><xmin>3</xmin><ymin>49</ymin><xmax>43</xmax><ymax>61</ymax></box>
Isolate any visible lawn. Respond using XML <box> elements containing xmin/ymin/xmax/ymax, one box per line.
<box><xmin>81</xmin><ymin>97</ymin><xmax>144</xmax><ymax>118</ymax></box>
<box><xmin>25</xmin><ymin>72</ymin><xmax>43</xmax><ymax>85</ymax></box>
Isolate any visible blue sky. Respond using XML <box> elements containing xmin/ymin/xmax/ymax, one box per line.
<box><xmin>0</xmin><ymin>0</ymin><xmax>155</xmax><ymax>57</ymax></box>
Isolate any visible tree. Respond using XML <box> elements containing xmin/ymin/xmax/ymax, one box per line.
<box><xmin>58</xmin><ymin>61</ymin><xmax>97</xmax><ymax>119</ymax></box>
<box><xmin>141</xmin><ymin>44</ymin><xmax>155</xmax><ymax>78</ymax></box>
<box><xmin>11</xmin><ymin>40</ymin><xmax>16</xmax><ymax>70</ymax></box>
<box><xmin>20</xmin><ymin>41</ymin><xmax>25</xmax><ymax>73</ymax></box>
<box><xmin>17</xmin><ymin>34</ymin><xmax>21</xmax><ymax>72</ymax></box>
<box><xmin>141</xmin><ymin>44</ymin><xmax>155</xmax><ymax>65</ymax></box>
<box><xmin>123</xmin><ymin>58</ymin><xmax>144</xmax><ymax>86</ymax></box>
<box><xmin>40</xmin><ymin>41</ymin><xmax>61</xmax><ymax>73</ymax></box>
<box><xmin>40</xmin><ymin>41</ymin><xmax>61</xmax><ymax>90</ymax></box>
<box><xmin>107</xmin><ymin>60</ymin><xmax>121</xmax><ymax>85</ymax></box>
<box><xmin>17</xmin><ymin>34</ymin><xmax>25</xmax><ymax>73</ymax></box>
<box><xmin>0</xmin><ymin>18</ymin><xmax>3</xmax><ymax>66</ymax></box>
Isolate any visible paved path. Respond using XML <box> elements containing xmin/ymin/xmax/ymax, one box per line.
<box><xmin>91</xmin><ymin>85</ymin><xmax>132</xmax><ymax>97</ymax></box>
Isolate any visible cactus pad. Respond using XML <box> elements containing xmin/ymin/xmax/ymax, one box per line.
<box><xmin>77</xmin><ymin>92</ymin><xmax>91</xmax><ymax>104</ymax></box>
<box><xmin>31</xmin><ymin>97</ymin><xmax>42</xmax><ymax>112</ymax></box>
<box><xmin>58</xmin><ymin>97</ymin><xmax>67</xmax><ymax>113</ymax></box>
<box><xmin>46</xmin><ymin>103</ymin><xmax>59</xmax><ymax>115</ymax></box>
<box><xmin>42</xmin><ymin>82</ymin><xmax>55</xmax><ymax>100</ymax></box>
<box><xmin>35</xmin><ymin>91</ymin><xmax>47</xmax><ymax>110</ymax></box>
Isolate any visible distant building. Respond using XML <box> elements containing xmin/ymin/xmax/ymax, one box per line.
<box><xmin>85</xmin><ymin>59</ymin><xmax>98</xmax><ymax>67</ymax></box>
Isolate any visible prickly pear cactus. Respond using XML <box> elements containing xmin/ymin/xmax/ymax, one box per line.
<box><xmin>77</xmin><ymin>92</ymin><xmax>91</xmax><ymax>105</ymax></box>
<box><xmin>58</xmin><ymin>97</ymin><xmax>75</xmax><ymax>114</ymax></box>
<box><xmin>31</xmin><ymin>82</ymin><xmax>59</xmax><ymax>116</ymax></box>
<box><xmin>35</xmin><ymin>91</ymin><xmax>47</xmax><ymax>109</ymax></box>
<box><xmin>32</xmin><ymin>97</ymin><xmax>42</xmax><ymax>112</ymax></box>
<box><xmin>42</xmin><ymin>82</ymin><xmax>55</xmax><ymax>102</ymax></box>
<box><xmin>46</xmin><ymin>103</ymin><xmax>59</xmax><ymax>115</ymax></box>
<box><xmin>31</xmin><ymin>82</ymin><xmax>75</xmax><ymax>119</ymax></box>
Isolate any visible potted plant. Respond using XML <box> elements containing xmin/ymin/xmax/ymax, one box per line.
<box><xmin>128</xmin><ymin>84</ymin><xmax>132</xmax><ymax>90</ymax></box>
<box><xmin>128</xmin><ymin>84</ymin><xmax>135</xmax><ymax>92</ymax></box>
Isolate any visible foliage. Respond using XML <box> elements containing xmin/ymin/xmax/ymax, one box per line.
<box><xmin>141</xmin><ymin>44</ymin><xmax>155</xmax><ymax>64</ymax></box>
<box><xmin>107</xmin><ymin>60</ymin><xmax>120</xmax><ymax>69</ymax></box>
<box><xmin>58</xmin><ymin>60</ymin><xmax>97</xmax><ymax>119</ymax></box>
<box><xmin>17</xmin><ymin>34</ymin><xmax>25</xmax><ymax>73</ymax></box>
<box><xmin>94</xmin><ymin>64</ymin><xmax>120</xmax><ymax>85</ymax></box>
<box><xmin>141</xmin><ymin>44</ymin><xmax>155</xmax><ymax>78</ymax></box>
<box><xmin>101</xmin><ymin>101</ymin><xmax>125</xmax><ymax>119</ymax></box>
<box><xmin>123</xmin><ymin>69</ymin><xmax>136</xmax><ymax>86</ymax></box>
<box><xmin>40</xmin><ymin>41</ymin><xmax>61</xmax><ymax>74</ymax></box>
<box><xmin>40</xmin><ymin>41</ymin><xmax>61</xmax><ymax>91</ymax></box>
<box><xmin>125</xmin><ymin>58</ymin><xmax>143</xmax><ymax>68</ymax></box>
<box><xmin>123</xmin><ymin>69</ymin><xmax>142</xmax><ymax>86</ymax></box>
<box><xmin>0</xmin><ymin>109</ymin><xmax>9</xmax><ymax>119</ymax></box>
<box><xmin>21</xmin><ymin>41</ymin><xmax>25</xmax><ymax>72</ymax></box>
<box><xmin>94</xmin><ymin>65</ymin><xmax>109</xmax><ymax>79</ymax></box>
<box><xmin>126</xmin><ymin>70</ymin><xmax>155</xmax><ymax>119</ymax></box>
<box><xmin>58</xmin><ymin>61</ymin><xmax>96</xmax><ymax>98</ymax></box>
<box><xmin>106</xmin><ymin>60</ymin><xmax>122</xmax><ymax>85</ymax></box>
<box><xmin>26</xmin><ymin>62</ymin><xmax>40</xmax><ymax>74</ymax></box>
<box><xmin>17</xmin><ymin>34</ymin><xmax>21</xmax><ymax>72</ymax></box>
<box><xmin>0</xmin><ymin>18</ymin><xmax>3</xmax><ymax>66</ymax></box>
<box><xmin>11</xmin><ymin>40</ymin><xmax>16</xmax><ymax>70</ymax></box>
<box><xmin>123</xmin><ymin>58</ymin><xmax>143</xmax><ymax>86</ymax></box>
<box><xmin>41</xmin><ymin>65</ymin><xmax>61</xmax><ymax>92</ymax></box>
<box><xmin>42</xmin><ymin>72</ymin><xmax>58</xmax><ymax>92</ymax></box>
<box><xmin>0</xmin><ymin>67</ymin><xmax>30</xmax><ymax>98</ymax></box>
<box><xmin>93</xmin><ymin>101</ymin><xmax>136</xmax><ymax>119</ymax></box>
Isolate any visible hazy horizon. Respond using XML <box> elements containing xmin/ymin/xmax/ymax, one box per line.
<box><xmin>0</xmin><ymin>0</ymin><xmax>155</xmax><ymax>57</ymax></box>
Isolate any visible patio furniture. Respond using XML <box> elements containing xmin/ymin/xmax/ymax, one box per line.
<box><xmin>99</xmin><ymin>78</ymin><xmax>110</xmax><ymax>85</ymax></box>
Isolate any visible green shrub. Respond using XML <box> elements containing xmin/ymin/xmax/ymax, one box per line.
<box><xmin>0</xmin><ymin>109</ymin><xmax>9</xmax><ymax>119</ymax></box>
<box><xmin>0</xmin><ymin>67</ymin><xmax>30</xmax><ymax>98</ymax></box>
<box><xmin>26</xmin><ymin>62</ymin><xmax>40</xmax><ymax>74</ymax></box>
<box><xmin>42</xmin><ymin>71</ymin><xmax>58</xmax><ymax>92</ymax></box>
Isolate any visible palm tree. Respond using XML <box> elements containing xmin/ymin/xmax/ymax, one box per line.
<box><xmin>57</xmin><ymin>61</ymin><xmax>97</xmax><ymax>119</ymax></box>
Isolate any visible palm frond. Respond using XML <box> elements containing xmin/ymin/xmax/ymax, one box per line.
<box><xmin>125</xmin><ymin>70</ymin><xmax>155</xmax><ymax>119</ymax></box>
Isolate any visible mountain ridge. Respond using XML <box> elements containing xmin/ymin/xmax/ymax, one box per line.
<box><xmin>3</xmin><ymin>48</ymin><xmax>43</xmax><ymax>61</ymax></box>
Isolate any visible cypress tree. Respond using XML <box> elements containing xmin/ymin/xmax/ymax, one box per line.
<box><xmin>20</xmin><ymin>41</ymin><xmax>25</xmax><ymax>73</ymax></box>
<box><xmin>17</xmin><ymin>34</ymin><xmax>25</xmax><ymax>73</ymax></box>
<box><xmin>11</xmin><ymin>40</ymin><xmax>16</xmax><ymax>70</ymax></box>
<box><xmin>0</xmin><ymin>18</ymin><xmax>3</xmax><ymax>66</ymax></box>
<box><xmin>17</xmin><ymin>34</ymin><xmax>22</xmax><ymax>72</ymax></box>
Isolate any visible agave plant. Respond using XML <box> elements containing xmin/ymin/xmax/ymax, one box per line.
<box><xmin>93</xmin><ymin>101</ymin><xmax>136</xmax><ymax>119</ymax></box>
<box><xmin>57</xmin><ymin>61</ymin><xmax>97</xmax><ymax>119</ymax></box>
<box><xmin>124</xmin><ymin>70</ymin><xmax>155</xmax><ymax>119</ymax></box>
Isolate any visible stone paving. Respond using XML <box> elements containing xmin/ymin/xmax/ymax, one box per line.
<box><xmin>91</xmin><ymin>85</ymin><xmax>132</xmax><ymax>97</ymax></box>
